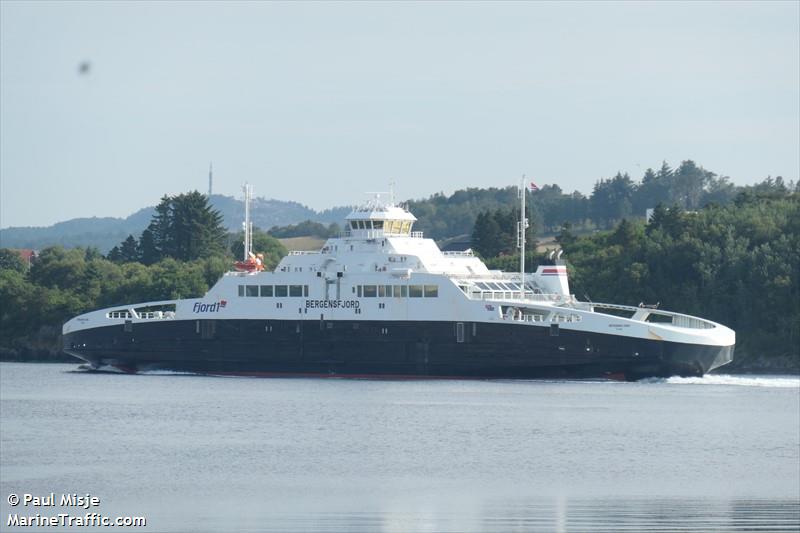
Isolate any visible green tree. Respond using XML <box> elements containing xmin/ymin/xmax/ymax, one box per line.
<box><xmin>137</xmin><ymin>229</ymin><xmax>158</xmax><ymax>265</ymax></box>
<box><xmin>170</xmin><ymin>191</ymin><xmax>227</xmax><ymax>261</ymax></box>
<box><xmin>590</xmin><ymin>172</ymin><xmax>635</xmax><ymax>228</ymax></box>
<box><xmin>471</xmin><ymin>211</ymin><xmax>502</xmax><ymax>257</ymax></box>
<box><xmin>0</xmin><ymin>249</ymin><xmax>26</xmax><ymax>273</ymax></box>
<box><xmin>148</xmin><ymin>194</ymin><xmax>174</xmax><ymax>261</ymax></box>
<box><xmin>119</xmin><ymin>235</ymin><xmax>139</xmax><ymax>263</ymax></box>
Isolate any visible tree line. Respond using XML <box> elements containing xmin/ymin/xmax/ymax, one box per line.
<box><xmin>410</xmin><ymin>160</ymin><xmax>796</xmax><ymax>241</ymax></box>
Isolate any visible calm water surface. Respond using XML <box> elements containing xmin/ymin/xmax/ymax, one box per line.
<box><xmin>1</xmin><ymin>363</ymin><xmax>798</xmax><ymax>532</ymax></box>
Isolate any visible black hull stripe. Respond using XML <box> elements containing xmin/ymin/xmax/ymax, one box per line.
<box><xmin>64</xmin><ymin>319</ymin><xmax>734</xmax><ymax>379</ymax></box>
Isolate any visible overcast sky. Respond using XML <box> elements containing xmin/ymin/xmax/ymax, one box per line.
<box><xmin>1</xmin><ymin>1</ymin><xmax>798</xmax><ymax>228</ymax></box>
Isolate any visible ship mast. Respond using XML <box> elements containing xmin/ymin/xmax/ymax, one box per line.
<box><xmin>517</xmin><ymin>175</ymin><xmax>528</xmax><ymax>300</ymax></box>
<box><xmin>242</xmin><ymin>183</ymin><xmax>253</xmax><ymax>261</ymax></box>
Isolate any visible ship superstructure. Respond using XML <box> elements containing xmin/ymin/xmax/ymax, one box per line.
<box><xmin>63</xmin><ymin>191</ymin><xmax>734</xmax><ymax>380</ymax></box>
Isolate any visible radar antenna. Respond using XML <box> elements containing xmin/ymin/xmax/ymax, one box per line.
<box><xmin>242</xmin><ymin>183</ymin><xmax>253</xmax><ymax>261</ymax></box>
<box><xmin>517</xmin><ymin>175</ymin><xmax>529</xmax><ymax>299</ymax></box>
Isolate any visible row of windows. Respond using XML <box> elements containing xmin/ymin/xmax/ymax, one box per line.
<box><xmin>349</xmin><ymin>220</ymin><xmax>413</xmax><ymax>234</ymax></box>
<box><xmin>238</xmin><ymin>285</ymin><xmax>309</xmax><ymax>297</ymax></box>
<box><xmin>355</xmin><ymin>285</ymin><xmax>438</xmax><ymax>298</ymax></box>
<box><xmin>239</xmin><ymin>283</ymin><xmax>439</xmax><ymax>299</ymax></box>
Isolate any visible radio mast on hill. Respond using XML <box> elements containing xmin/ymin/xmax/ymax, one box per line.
<box><xmin>208</xmin><ymin>162</ymin><xmax>213</xmax><ymax>196</ymax></box>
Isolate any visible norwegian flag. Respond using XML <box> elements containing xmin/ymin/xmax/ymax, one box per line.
<box><xmin>529</xmin><ymin>182</ymin><xmax>540</xmax><ymax>192</ymax></box>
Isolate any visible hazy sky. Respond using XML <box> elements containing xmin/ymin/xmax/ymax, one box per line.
<box><xmin>1</xmin><ymin>1</ymin><xmax>798</xmax><ymax>228</ymax></box>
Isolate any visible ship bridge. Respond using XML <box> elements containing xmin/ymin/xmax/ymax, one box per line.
<box><xmin>344</xmin><ymin>197</ymin><xmax>418</xmax><ymax>237</ymax></box>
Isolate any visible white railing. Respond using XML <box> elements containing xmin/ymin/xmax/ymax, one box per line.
<box><xmin>137</xmin><ymin>311</ymin><xmax>176</xmax><ymax>320</ymax></box>
<box><xmin>671</xmin><ymin>315</ymin><xmax>714</xmax><ymax>329</ymax></box>
<box><xmin>442</xmin><ymin>250</ymin><xmax>474</xmax><ymax>257</ymax></box>
<box><xmin>289</xmin><ymin>250</ymin><xmax>321</xmax><ymax>255</ymax></box>
<box><xmin>591</xmin><ymin>302</ymin><xmax>715</xmax><ymax>329</ymax></box>
<box><xmin>410</xmin><ymin>231</ymin><xmax>424</xmax><ymax>238</ymax></box>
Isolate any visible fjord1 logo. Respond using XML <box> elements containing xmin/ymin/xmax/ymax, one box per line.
<box><xmin>192</xmin><ymin>300</ymin><xmax>227</xmax><ymax>313</ymax></box>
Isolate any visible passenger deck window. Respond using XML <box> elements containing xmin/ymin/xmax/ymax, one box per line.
<box><xmin>363</xmin><ymin>285</ymin><xmax>377</xmax><ymax>297</ymax></box>
<box><xmin>260</xmin><ymin>285</ymin><xmax>273</xmax><ymax>297</ymax></box>
<box><xmin>246</xmin><ymin>285</ymin><xmax>259</xmax><ymax>297</ymax></box>
<box><xmin>424</xmin><ymin>285</ymin><xmax>438</xmax><ymax>298</ymax></box>
<box><xmin>275</xmin><ymin>285</ymin><xmax>288</xmax><ymax>297</ymax></box>
<box><xmin>409</xmin><ymin>285</ymin><xmax>423</xmax><ymax>298</ymax></box>
<box><xmin>289</xmin><ymin>285</ymin><xmax>303</xmax><ymax>297</ymax></box>
<box><xmin>238</xmin><ymin>285</ymin><xmax>245</xmax><ymax>297</ymax></box>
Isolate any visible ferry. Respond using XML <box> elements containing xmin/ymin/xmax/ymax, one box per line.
<box><xmin>63</xmin><ymin>184</ymin><xmax>735</xmax><ymax>380</ymax></box>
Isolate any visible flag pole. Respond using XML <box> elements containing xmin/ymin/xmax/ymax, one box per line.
<box><xmin>519</xmin><ymin>175</ymin><xmax>526</xmax><ymax>300</ymax></box>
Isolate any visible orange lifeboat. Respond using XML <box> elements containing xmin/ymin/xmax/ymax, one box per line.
<box><xmin>234</xmin><ymin>252</ymin><xmax>264</xmax><ymax>272</ymax></box>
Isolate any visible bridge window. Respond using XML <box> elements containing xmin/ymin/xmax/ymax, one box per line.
<box><xmin>401</xmin><ymin>221</ymin><xmax>412</xmax><ymax>234</ymax></box>
<box><xmin>260</xmin><ymin>285</ymin><xmax>273</xmax><ymax>297</ymax></box>
<box><xmin>275</xmin><ymin>285</ymin><xmax>288</xmax><ymax>297</ymax></box>
<box><xmin>424</xmin><ymin>285</ymin><xmax>438</xmax><ymax>297</ymax></box>
<box><xmin>373</xmin><ymin>220</ymin><xmax>383</xmax><ymax>230</ymax></box>
<box><xmin>350</xmin><ymin>221</ymin><xmax>358</xmax><ymax>230</ymax></box>
<box><xmin>409</xmin><ymin>285</ymin><xmax>423</xmax><ymax>298</ymax></box>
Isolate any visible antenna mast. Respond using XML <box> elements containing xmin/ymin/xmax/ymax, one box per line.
<box><xmin>208</xmin><ymin>162</ymin><xmax>213</xmax><ymax>197</ymax></box>
<box><xmin>517</xmin><ymin>175</ymin><xmax>528</xmax><ymax>299</ymax></box>
<box><xmin>242</xmin><ymin>183</ymin><xmax>253</xmax><ymax>261</ymax></box>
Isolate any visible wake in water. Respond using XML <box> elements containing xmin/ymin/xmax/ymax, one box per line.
<box><xmin>641</xmin><ymin>374</ymin><xmax>800</xmax><ymax>388</ymax></box>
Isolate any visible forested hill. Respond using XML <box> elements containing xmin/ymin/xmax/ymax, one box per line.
<box><xmin>409</xmin><ymin>161</ymin><xmax>797</xmax><ymax>241</ymax></box>
<box><xmin>1</xmin><ymin>159</ymin><xmax>797</xmax><ymax>252</ymax></box>
<box><xmin>0</xmin><ymin>195</ymin><xmax>351</xmax><ymax>252</ymax></box>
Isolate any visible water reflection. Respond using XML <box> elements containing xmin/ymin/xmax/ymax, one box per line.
<box><xmin>196</xmin><ymin>498</ymin><xmax>800</xmax><ymax>532</ymax></box>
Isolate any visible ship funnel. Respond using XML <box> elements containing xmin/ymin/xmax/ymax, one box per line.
<box><xmin>533</xmin><ymin>264</ymin><xmax>570</xmax><ymax>296</ymax></box>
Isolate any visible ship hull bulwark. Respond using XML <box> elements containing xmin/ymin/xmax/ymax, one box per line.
<box><xmin>63</xmin><ymin>319</ymin><xmax>733</xmax><ymax>380</ymax></box>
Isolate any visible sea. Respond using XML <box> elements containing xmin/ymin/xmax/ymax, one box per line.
<box><xmin>1</xmin><ymin>362</ymin><xmax>798</xmax><ymax>532</ymax></box>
